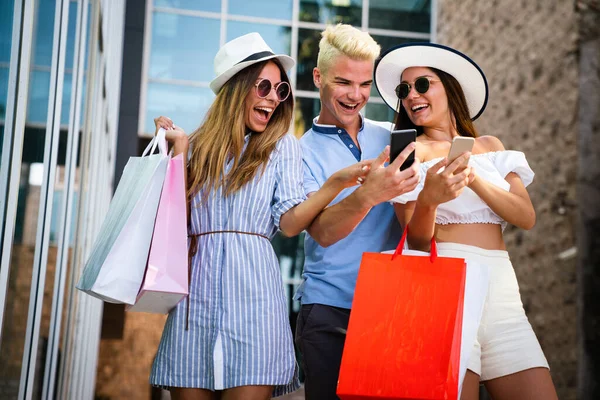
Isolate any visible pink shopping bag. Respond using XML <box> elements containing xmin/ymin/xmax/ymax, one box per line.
<box><xmin>127</xmin><ymin>153</ymin><xmax>188</xmax><ymax>314</ymax></box>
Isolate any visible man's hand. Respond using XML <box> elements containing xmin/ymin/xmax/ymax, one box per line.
<box><xmin>354</xmin><ymin>144</ymin><xmax>420</xmax><ymax>208</ymax></box>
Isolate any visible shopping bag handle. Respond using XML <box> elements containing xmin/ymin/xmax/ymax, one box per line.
<box><xmin>392</xmin><ymin>226</ymin><xmax>437</xmax><ymax>263</ymax></box>
<box><xmin>142</xmin><ymin>127</ymin><xmax>168</xmax><ymax>157</ymax></box>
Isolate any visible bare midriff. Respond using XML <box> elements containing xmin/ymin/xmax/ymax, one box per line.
<box><xmin>434</xmin><ymin>223</ymin><xmax>506</xmax><ymax>250</ymax></box>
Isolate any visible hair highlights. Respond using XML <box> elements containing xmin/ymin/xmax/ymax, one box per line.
<box><xmin>317</xmin><ymin>24</ymin><xmax>381</xmax><ymax>75</ymax></box>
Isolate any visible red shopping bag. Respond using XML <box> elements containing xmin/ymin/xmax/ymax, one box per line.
<box><xmin>337</xmin><ymin>230</ymin><xmax>466</xmax><ymax>400</ymax></box>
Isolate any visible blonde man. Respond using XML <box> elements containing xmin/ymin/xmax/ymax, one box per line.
<box><xmin>295</xmin><ymin>24</ymin><xmax>420</xmax><ymax>399</ymax></box>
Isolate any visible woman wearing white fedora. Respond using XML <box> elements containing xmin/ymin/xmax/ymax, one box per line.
<box><xmin>149</xmin><ymin>33</ymin><xmax>374</xmax><ymax>400</ymax></box>
<box><xmin>375</xmin><ymin>43</ymin><xmax>558</xmax><ymax>399</ymax></box>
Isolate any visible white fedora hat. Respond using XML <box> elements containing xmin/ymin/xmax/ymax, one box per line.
<box><xmin>209</xmin><ymin>32</ymin><xmax>295</xmax><ymax>94</ymax></box>
<box><xmin>374</xmin><ymin>43</ymin><xmax>488</xmax><ymax>120</ymax></box>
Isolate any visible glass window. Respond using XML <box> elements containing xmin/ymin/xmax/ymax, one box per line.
<box><xmin>369</xmin><ymin>0</ymin><xmax>431</xmax><ymax>33</ymax></box>
<box><xmin>84</xmin><ymin>3</ymin><xmax>92</xmax><ymax>71</ymax></box>
<box><xmin>0</xmin><ymin>0</ymin><xmax>58</xmax><ymax>390</ymax></box>
<box><xmin>61</xmin><ymin>72</ymin><xmax>72</xmax><ymax>125</ymax></box>
<box><xmin>27</xmin><ymin>70</ymin><xmax>51</xmax><ymax>124</ymax></box>
<box><xmin>0</xmin><ymin>0</ymin><xmax>13</xmax><ymax>161</ymax></box>
<box><xmin>0</xmin><ymin>67</ymin><xmax>8</xmax><ymax>120</ymax></box>
<box><xmin>64</xmin><ymin>0</ymin><xmax>78</xmax><ymax>71</ymax></box>
<box><xmin>228</xmin><ymin>0</ymin><xmax>293</xmax><ymax>21</ymax></box>
<box><xmin>0</xmin><ymin>160</ymin><xmax>40</xmax><ymax>399</ymax></box>
<box><xmin>154</xmin><ymin>0</ymin><xmax>221</xmax><ymax>13</ymax></box>
<box><xmin>0</xmin><ymin>0</ymin><xmax>15</xmax><ymax>63</ymax></box>
<box><xmin>296</xmin><ymin>29</ymin><xmax>321</xmax><ymax>92</ymax></box>
<box><xmin>365</xmin><ymin>102</ymin><xmax>394</xmax><ymax>123</ymax></box>
<box><xmin>227</xmin><ymin>22</ymin><xmax>291</xmax><ymax>56</ymax></box>
<box><xmin>373</xmin><ymin>34</ymin><xmax>425</xmax><ymax>54</ymax></box>
<box><xmin>299</xmin><ymin>0</ymin><xmax>362</xmax><ymax>26</ymax></box>
<box><xmin>33</xmin><ymin>0</ymin><xmax>57</xmax><ymax>67</ymax></box>
<box><xmin>294</xmin><ymin>97</ymin><xmax>321</xmax><ymax>137</ymax></box>
<box><xmin>149</xmin><ymin>13</ymin><xmax>220</xmax><ymax>82</ymax></box>
<box><xmin>144</xmin><ymin>82</ymin><xmax>214</xmax><ymax>135</ymax></box>
<box><xmin>50</xmin><ymin>188</ymin><xmax>78</xmax><ymax>245</ymax></box>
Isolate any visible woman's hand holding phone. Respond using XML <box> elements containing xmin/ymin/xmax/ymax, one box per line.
<box><xmin>418</xmin><ymin>152</ymin><xmax>473</xmax><ymax>207</ymax></box>
<box><xmin>447</xmin><ymin>136</ymin><xmax>475</xmax><ymax>164</ymax></box>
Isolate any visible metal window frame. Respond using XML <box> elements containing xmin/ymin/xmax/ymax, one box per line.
<box><xmin>431</xmin><ymin>0</ymin><xmax>438</xmax><ymax>43</ymax></box>
<box><xmin>62</xmin><ymin>2</ymin><xmax>103</xmax><ymax>397</ymax></box>
<box><xmin>56</xmin><ymin>1</ymin><xmax>126</xmax><ymax>396</ymax></box>
<box><xmin>79</xmin><ymin>38</ymin><xmax>108</xmax><ymax>399</ymax></box>
<box><xmin>18</xmin><ymin>0</ymin><xmax>71</xmax><ymax>398</ymax></box>
<box><xmin>55</xmin><ymin>0</ymin><xmax>101</xmax><ymax>397</ymax></box>
<box><xmin>220</xmin><ymin>0</ymin><xmax>228</xmax><ymax>45</ymax></box>
<box><xmin>0</xmin><ymin>0</ymin><xmax>36</xmax><ymax>344</ymax></box>
<box><xmin>41</xmin><ymin>0</ymin><xmax>90</xmax><ymax>398</ymax></box>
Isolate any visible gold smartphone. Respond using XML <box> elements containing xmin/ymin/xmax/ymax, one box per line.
<box><xmin>447</xmin><ymin>136</ymin><xmax>475</xmax><ymax>163</ymax></box>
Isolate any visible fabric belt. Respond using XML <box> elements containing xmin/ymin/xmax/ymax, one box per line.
<box><xmin>184</xmin><ymin>230</ymin><xmax>270</xmax><ymax>330</ymax></box>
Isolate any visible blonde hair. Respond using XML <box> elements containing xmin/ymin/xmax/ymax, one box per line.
<box><xmin>317</xmin><ymin>24</ymin><xmax>381</xmax><ymax>75</ymax></box>
<box><xmin>187</xmin><ymin>59</ymin><xmax>293</xmax><ymax>202</ymax></box>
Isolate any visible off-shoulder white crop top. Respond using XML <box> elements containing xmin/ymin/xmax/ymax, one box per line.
<box><xmin>390</xmin><ymin>151</ymin><xmax>534</xmax><ymax>230</ymax></box>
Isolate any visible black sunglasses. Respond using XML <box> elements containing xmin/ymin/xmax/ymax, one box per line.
<box><xmin>254</xmin><ymin>78</ymin><xmax>291</xmax><ymax>102</ymax></box>
<box><xmin>395</xmin><ymin>76</ymin><xmax>439</xmax><ymax>100</ymax></box>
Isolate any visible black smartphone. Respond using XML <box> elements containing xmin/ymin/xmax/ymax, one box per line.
<box><xmin>390</xmin><ymin>129</ymin><xmax>417</xmax><ymax>170</ymax></box>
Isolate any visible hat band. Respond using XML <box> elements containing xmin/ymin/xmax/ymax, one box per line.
<box><xmin>236</xmin><ymin>50</ymin><xmax>275</xmax><ymax>65</ymax></box>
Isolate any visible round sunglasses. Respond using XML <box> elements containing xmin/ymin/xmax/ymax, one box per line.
<box><xmin>254</xmin><ymin>78</ymin><xmax>291</xmax><ymax>102</ymax></box>
<box><xmin>395</xmin><ymin>76</ymin><xmax>439</xmax><ymax>100</ymax></box>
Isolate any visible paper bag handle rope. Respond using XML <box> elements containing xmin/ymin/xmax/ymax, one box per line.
<box><xmin>392</xmin><ymin>226</ymin><xmax>438</xmax><ymax>263</ymax></box>
<box><xmin>142</xmin><ymin>127</ymin><xmax>168</xmax><ymax>157</ymax></box>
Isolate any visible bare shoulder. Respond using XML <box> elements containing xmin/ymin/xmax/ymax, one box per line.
<box><xmin>476</xmin><ymin>135</ymin><xmax>505</xmax><ymax>152</ymax></box>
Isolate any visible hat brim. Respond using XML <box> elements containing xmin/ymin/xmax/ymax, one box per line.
<box><xmin>374</xmin><ymin>43</ymin><xmax>488</xmax><ymax>120</ymax></box>
<box><xmin>209</xmin><ymin>54</ymin><xmax>295</xmax><ymax>94</ymax></box>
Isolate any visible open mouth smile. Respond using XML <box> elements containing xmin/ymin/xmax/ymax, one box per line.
<box><xmin>338</xmin><ymin>101</ymin><xmax>359</xmax><ymax>112</ymax></box>
<box><xmin>254</xmin><ymin>106</ymin><xmax>273</xmax><ymax>122</ymax></box>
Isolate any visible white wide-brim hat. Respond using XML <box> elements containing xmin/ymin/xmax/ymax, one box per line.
<box><xmin>209</xmin><ymin>32</ymin><xmax>295</xmax><ymax>94</ymax></box>
<box><xmin>374</xmin><ymin>43</ymin><xmax>488</xmax><ymax>120</ymax></box>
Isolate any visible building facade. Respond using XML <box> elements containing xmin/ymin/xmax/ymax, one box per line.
<box><xmin>0</xmin><ymin>0</ymin><xmax>126</xmax><ymax>399</ymax></box>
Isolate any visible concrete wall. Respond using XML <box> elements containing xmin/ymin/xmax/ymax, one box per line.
<box><xmin>437</xmin><ymin>1</ymin><xmax>579</xmax><ymax>399</ymax></box>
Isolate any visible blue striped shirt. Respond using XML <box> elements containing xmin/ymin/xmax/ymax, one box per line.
<box><xmin>151</xmin><ymin>133</ymin><xmax>305</xmax><ymax>396</ymax></box>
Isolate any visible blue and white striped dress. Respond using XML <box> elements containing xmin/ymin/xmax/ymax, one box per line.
<box><xmin>150</xmin><ymin>133</ymin><xmax>305</xmax><ymax>396</ymax></box>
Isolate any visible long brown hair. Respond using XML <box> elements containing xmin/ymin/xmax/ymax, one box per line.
<box><xmin>187</xmin><ymin>59</ymin><xmax>294</xmax><ymax>201</ymax></box>
<box><xmin>393</xmin><ymin>67</ymin><xmax>478</xmax><ymax>138</ymax></box>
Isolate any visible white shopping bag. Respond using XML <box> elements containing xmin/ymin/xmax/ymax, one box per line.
<box><xmin>458</xmin><ymin>261</ymin><xmax>490</xmax><ymax>398</ymax></box>
<box><xmin>76</xmin><ymin>129</ymin><xmax>169</xmax><ymax>304</ymax></box>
